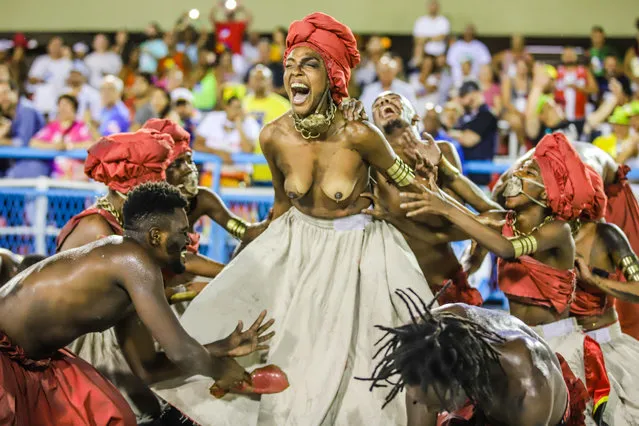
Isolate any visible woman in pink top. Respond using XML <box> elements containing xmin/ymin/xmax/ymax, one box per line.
<box><xmin>30</xmin><ymin>94</ymin><xmax>95</xmax><ymax>180</ymax></box>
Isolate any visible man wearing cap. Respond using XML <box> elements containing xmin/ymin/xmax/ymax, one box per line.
<box><xmin>98</xmin><ymin>75</ymin><xmax>130</xmax><ymax>136</ymax></box>
<box><xmin>170</xmin><ymin>87</ymin><xmax>198</xmax><ymax>142</ymax></box>
<box><xmin>447</xmin><ymin>79</ymin><xmax>497</xmax><ymax>185</ymax></box>
<box><xmin>594</xmin><ymin>106</ymin><xmax>636</xmax><ymax>162</ymax></box>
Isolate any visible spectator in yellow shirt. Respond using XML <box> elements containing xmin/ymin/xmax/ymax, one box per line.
<box><xmin>243</xmin><ymin>64</ymin><xmax>290</xmax><ymax>184</ymax></box>
<box><xmin>593</xmin><ymin>106</ymin><xmax>631</xmax><ymax>159</ymax></box>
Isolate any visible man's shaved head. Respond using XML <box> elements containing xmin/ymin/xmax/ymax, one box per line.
<box><xmin>372</xmin><ymin>91</ymin><xmax>419</xmax><ymax>135</ymax></box>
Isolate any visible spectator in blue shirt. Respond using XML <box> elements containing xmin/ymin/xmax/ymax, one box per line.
<box><xmin>448</xmin><ymin>80</ymin><xmax>497</xmax><ymax>185</ymax></box>
<box><xmin>97</xmin><ymin>75</ymin><xmax>130</xmax><ymax>136</ymax></box>
<box><xmin>0</xmin><ymin>80</ymin><xmax>48</xmax><ymax>177</ymax></box>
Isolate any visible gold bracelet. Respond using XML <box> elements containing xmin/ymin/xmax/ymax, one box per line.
<box><xmin>439</xmin><ymin>157</ymin><xmax>461</xmax><ymax>179</ymax></box>
<box><xmin>226</xmin><ymin>218</ymin><xmax>248</xmax><ymax>240</ymax></box>
<box><xmin>386</xmin><ymin>157</ymin><xmax>416</xmax><ymax>187</ymax></box>
<box><xmin>510</xmin><ymin>235</ymin><xmax>538</xmax><ymax>258</ymax></box>
<box><xmin>620</xmin><ymin>255</ymin><xmax>639</xmax><ymax>281</ymax></box>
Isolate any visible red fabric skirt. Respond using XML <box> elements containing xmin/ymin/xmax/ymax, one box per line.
<box><xmin>0</xmin><ymin>332</ymin><xmax>136</xmax><ymax>426</ymax></box>
<box><xmin>433</xmin><ymin>269</ymin><xmax>483</xmax><ymax>306</ymax></box>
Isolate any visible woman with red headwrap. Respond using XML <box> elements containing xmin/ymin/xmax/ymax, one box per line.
<box><xmin>400</xmin><ymin>133</ymin><xmax>613</xmax><ymax>423</ymax></box>
<box><xmin>153</xmin><ymin>12</ymin><xmax>432</xmax><ymax>426</ymax></box>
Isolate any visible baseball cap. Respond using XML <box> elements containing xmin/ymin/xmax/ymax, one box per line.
<box><xmin>458</xmin><ymin>80</ymin><xmax>480</xmax><ymax>98</ymax></box>
<box><xmin>171</xmin><ymin>88</ymin><xmax>194</xmax><ymax>104</ymax></box>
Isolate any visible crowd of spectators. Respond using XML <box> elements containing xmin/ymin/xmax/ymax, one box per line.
<box><xmin>0</xmin><ymin>0</ymin><xmax>638</xmax><ymax>186</ymax></box>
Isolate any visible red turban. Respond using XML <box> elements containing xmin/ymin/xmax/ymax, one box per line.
<box><xmin>533</xmin><ymin>133</ymin><xmax>600</xmax><ymax>221</ymax></box>
<box><xmin>581</xmin><ymin>165</ymin><xmax>607</xmax><ymax>221</ymax></box>
<box><xmin>284</xmin><ymin>12</ymin><xmax>360</xmax><ymax>104</ymax></box>
<box><xmin>85</xmin><ymin>130</ymin><xmax>173</xmax><ymax>194</ymax></box>
<box><xmin>142</xmin><ymin>118</ymin><xmax>192</xmax><ymax>164</ymax></box>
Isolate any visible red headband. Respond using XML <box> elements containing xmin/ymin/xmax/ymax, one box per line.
<box><xmin>284</xmin><ymin>12</ymin><xmax>360</xmax><ymax>105</ymax></box>
<box><xmin>85</xmin><ymin>130</ymin><xmax>173</xmax><ymax>194</ymax></box>
<box><xmin>142</xmin><ymin>118</ymin><xmax>192</xmax><ymax>164</ymax></box>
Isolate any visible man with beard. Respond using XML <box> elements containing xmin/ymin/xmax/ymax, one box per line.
<box><xmin>0</xmin><ymin>182</ymin><xmax>261</xmax><ymax>425</ymax></box>
<box><xmin>366</xmin><ymin>91</ymin><xmax>500</xmax><ymax>304</ymax></box>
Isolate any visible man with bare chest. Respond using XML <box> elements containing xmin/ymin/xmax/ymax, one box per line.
<box><xmin>0</xmin><ymin>182</ymin><xmax>272</xmax><ymax>425</ymax></box>
<box><xmin>366</xmin><ymin>91</ymin><xmax>501</xmax><ymax>304</ymax></box>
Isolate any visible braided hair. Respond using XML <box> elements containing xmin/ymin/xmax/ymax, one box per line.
<box><xmin>359</xmin><ymin>287</ymin><xmax>507</xmax><ymax>411</ymax></box>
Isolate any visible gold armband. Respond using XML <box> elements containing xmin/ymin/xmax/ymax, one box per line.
<box><xmin>620</xmin><ymin>255</ymin><xmax>639</xmax><ymax>281</ymax></box>
<box><xmin>226</xmin><ymin>218</ymin><xmax>248</xmax><ymax>240</ymax></box>
<box><xmin>439</xmin><ymin>157</ymin><xmax>461</xmax><ymax>179</ymax></box>
<box><xmin>387</xmin><ymin>157</ymin><xmax>416</xmax><ymax>187</ymax></box>
<box><xmin>510</xmin><ymin>235</ymin><xmax>538</xmax><ymax>258</ymax></box>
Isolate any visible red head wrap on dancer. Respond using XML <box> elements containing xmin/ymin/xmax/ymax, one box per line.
<box><xmin>284</xmin><ymin>12</ymin><xmax>360</xmax><ymax>104</ymax></box>
<box><xmin>533</xmin><ymin>133</ymin><xmax>600</xmax><ymax>222</ymax></box>
<box><xmin>580</xmin><ymin>165</ymin><xmax>607</xmax><ymax>221</ymax></box>
<box><xmin>142</xmin><ymin>118</ymin><xmax>192</xmax><ymax>163</ymax></box>
<box><xmin>85</xmin><ymin>130</ymin><xmax>173</xmax><ymax>194</ymax></box>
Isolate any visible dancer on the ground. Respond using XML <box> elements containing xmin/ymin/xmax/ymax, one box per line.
<box><xmin>366</xmin><ymin>91</ymin><xmax>500</xmax><ymax>304</ymax></box>
<box><xmin>0</xmin><ymin>182</ymin><xmax>271</xmax><ymax>426</ymax></box>
<box><xmin>362</xmin><ymin>289</ymin><xmax>588</xmax><ymax>426</ymax></box>
<box><xmin>154</xmin><ymin>12</ymin><xmax>434</xmax><ymax>426</ymax></box>
<box><xmin>400</xmin><ymin>133</ymin><xmax>611</xmax><ymax>423</ymax></box>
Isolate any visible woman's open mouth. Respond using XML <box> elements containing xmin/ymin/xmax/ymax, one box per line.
<box><xmin>291</xmin><ymin>82</ymin><xmax>311</xmax><ymax>105</ymax></box>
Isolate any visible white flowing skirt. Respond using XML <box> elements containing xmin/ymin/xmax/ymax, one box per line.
<box><xmin>152</xmin><ymin>207</ymin><xmax>434</xmax><ymax>426</ymax></box>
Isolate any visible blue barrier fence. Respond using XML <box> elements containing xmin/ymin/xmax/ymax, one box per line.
<box><xmin>14</xmin><ymin>146</ymin><xmax>633</xmax><ymax>307</ymax></box>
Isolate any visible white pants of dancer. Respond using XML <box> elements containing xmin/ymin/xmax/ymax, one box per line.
<box><xmin>153</xmin><ymin>207</ymin><xmax>434</xmax><ymax>426</ymax></box>
<box><xmin>586</xmin><ymin>321</ymin><xmax>639</xmax><ymax>425</ymax></box>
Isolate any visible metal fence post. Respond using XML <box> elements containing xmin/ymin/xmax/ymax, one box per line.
<box><xmin>33</xmin><ymin>177</ymin><xmax>48</xmax><ymax>255</ymax></box>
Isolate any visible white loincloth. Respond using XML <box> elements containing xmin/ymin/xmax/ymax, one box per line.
<box><xmin>532</xmin><ymin>318</ymin><xmax>598</xmax><ymax>426</ymax></box>
<box><xmin>586</xmin><ymin>322</ymin><xmax>639</xmax><ymax>425</ymax></box>
<box><xmin>152</xmin><ymin>207</ymin><xmax>434</xmax><ymax>426</ymax></box>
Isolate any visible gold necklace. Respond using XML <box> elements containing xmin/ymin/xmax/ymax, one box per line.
<box><xmin>96</xmin><ymin>196</ymin><xmax>123</xmax><ymax>227</ymax></box>
<box><xmin>511</xmin><ymin>214</ymin><xmax>553</xmax><ymax>237</ymax></box>
<box><xmin>292</xmin><ymin>99</ymin><xmax>337</xmax><ymax>140</ymax></box>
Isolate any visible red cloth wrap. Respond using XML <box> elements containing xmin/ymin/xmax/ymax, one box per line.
<box><xmin>55</xmin><ymin>207</ymin><xmax>123</xmax><ymax>252</ymax></box>
<box><xmin>284</xmin><ymin>12</ymin><xmax>360</xmax><ymax>104</ymax></box>
<box><xmin>142</xmin><ymin>118</ymin><xmax>192</xmax><ymax>164</ymax></box>
<box><xmin>570</xmin><ymin>270</ymin><xmax>618</xmax><ymax>317</ymax></box>
<box><xmin>533</xmin><ymin>133</ymin><xmax>600</xmax><ymax>221</ymax></box>
<box><xmin>556</xmin><ymin>352</ymin><xmax>588</xmax><ymax>426</ymax></box>
<box><xmin>0</xmin><ymin>331</ymin><xmax>136</xmax><ymax>426</ymax></box>
<box><xmin>581</xmin><ymin>165</ymin><xmax>607</xmax><ymax>221</ymax></box>
<box><xmin>498</xmin><ymin>213</ymin><xmax>576</xmax><ymax>314</ymax></box>
<box><xmin>582</xmin><ymin>335</ymin><xmax>610</xmax><ymax>412</ymax></box>
<box><xmin>434</xmin><ymin>270</ymin><xmax>483</xmax><ymax>306</ymax></box>
<box><xmin>209</xmin><ymin>365</ymin><xmax>290</xmax><ymax>398</ymax></box>
<box><xmin>85</xmin><ymin>130</ymin><xmax>173</xmax><ymax>194</ymax></box>
<box><xmin>604</xmin><ymin>165</ymin><xmax>639</xmax><ymax>339</ymax></box>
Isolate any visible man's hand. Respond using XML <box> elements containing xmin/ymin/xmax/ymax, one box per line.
<box><xmin>400</xmin><ymin>130</ymin><xmax>442</xmax><ymax>167</ymax></box>
<box><xmin>399</xmin><ymin>186</ymin><xmax>450</xmax><ymax>219</ymax></box>
<box><xmin>609</xmin><ymin>78</ymin><xmax>623</xmax><ymax>101</ymax></box>
<box><xmin>214</xmin><ymin>357</ymin><xmax>251</xmax><ymax>389</ymax></box>
<box><xmin>360</xmin><ymin>192</ymin><xmax>391</xmax><ymax>221</ymax></box>
<box><xmin>412</xmin><ymin>150</ymin><xmax>438</xmax><ymax>189</ymax></box>
<box><xmin>211</xmin><ymin>310</ymin><xmax>275</xmax><ymax>357</ymax></box>
<box><xmin>339</xmin><ymin>98</ymin><xmax>368</xmax><ymax>121</ymax></box>
<box><xmin>575</xmin><ymin>257</ymin><xmax>598</xmax><ymax>288</ymax></box>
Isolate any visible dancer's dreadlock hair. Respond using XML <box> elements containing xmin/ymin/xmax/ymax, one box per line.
<box><xmin>358</xmin><ymin>286</ymin><xmax>507</xmax><ymax>410</ymax></box>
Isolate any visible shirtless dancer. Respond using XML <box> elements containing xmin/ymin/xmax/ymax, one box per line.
<box><xmin>365</xmin><ymin>91</ymin><xmax>501</xmax><ymax>304</ymax></box>
<box><xmin>0</xmin><ymin>182</ymin><xmax>271</xmax><ymax>425</ymax></box>
<box><xmin>401</xmin><ymin>133</ymin><xmax>612</xmax><ymax>423</ymax></box>
<box><xmin>362</xmin><ymin>289</ymin><xmax>587</xmax><ymax>425</ymax></box>
<box><xmin>493</xmin><ymin>141</ymin><xmax>639</xmax><ymax>340</ymax></box>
